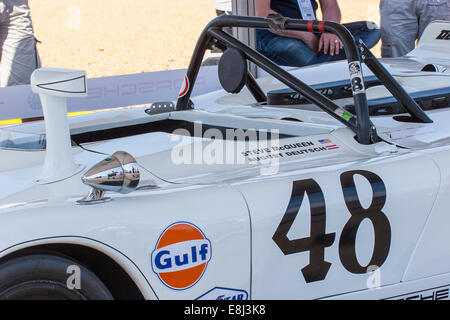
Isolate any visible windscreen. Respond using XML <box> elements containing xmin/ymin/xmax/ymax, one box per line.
<box><xmin>0</xmin><ymin>129</ymin><xmax>46</xmax><ymax>150</ymax></box>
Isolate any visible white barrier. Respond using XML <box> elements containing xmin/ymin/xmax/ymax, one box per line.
<box><xmin>0</xmin><ymin>65</ymin><xmax>221</xmax><ymax>121</ymax></box>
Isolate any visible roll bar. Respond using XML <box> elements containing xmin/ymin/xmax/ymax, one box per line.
<box><xmin>176</xmin><ymin>15</ymin><xmax>432</xmax><ymax>145</ymax></box>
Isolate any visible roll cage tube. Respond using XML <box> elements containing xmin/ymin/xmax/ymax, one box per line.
<box><xmin>176</xmin><ymin>15</ymin><xmax>432</xmax><ymax>145</ymax></box>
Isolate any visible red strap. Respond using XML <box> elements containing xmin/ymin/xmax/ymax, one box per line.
<box><xmin>307</xmin><ymin>20</ymin><xmax>314</xmax><ymax>33</ymax></box>
<box><xmin>318</xmin><ymin>21</ymin><xmax>325</xmax><ymax>33</ymax></box>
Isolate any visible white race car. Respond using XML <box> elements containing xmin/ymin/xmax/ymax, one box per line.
<box><xmin>0</xmin><ymin>15</ymin><xmax>449</xmax><ymax>300</ymax></box>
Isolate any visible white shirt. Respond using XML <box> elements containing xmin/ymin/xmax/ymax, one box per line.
<box><xmin>215</xmin><ymin>0</ymin><xmax>232</xmax><ymax>12</ymax></box>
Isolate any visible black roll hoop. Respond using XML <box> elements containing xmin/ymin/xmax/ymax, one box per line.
<box><xmin>176</xmin><ymin>14</ymin><xmax>432</xmax><ymax>145</ymax></box>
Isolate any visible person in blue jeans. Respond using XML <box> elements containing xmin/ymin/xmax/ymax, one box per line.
<box><xmin>255</xmin><ymin>0</ymin><xmax>381</xmax><ymax>67</ymax></box>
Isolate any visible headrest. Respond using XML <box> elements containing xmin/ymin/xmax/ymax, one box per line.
<box><xmin>218</xmin><ymin>48</ymin><xmax>247</xmax><ymax>94</ymax></box>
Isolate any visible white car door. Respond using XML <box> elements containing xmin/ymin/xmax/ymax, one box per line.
<box><xmin>237</xmin><ymin>150</ymin><xmax>440</xmax><ymax>299</ymax></box>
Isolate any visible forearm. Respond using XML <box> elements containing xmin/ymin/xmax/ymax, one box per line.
<box><xmin>319</xmin><ymin>0</ymin><xmax>341</xmax><ymax>22</ymax></box>
<box><xmin>254</xmin><ymin>0</ymin><xmax>316</xmax><ymax>42</ymax></box>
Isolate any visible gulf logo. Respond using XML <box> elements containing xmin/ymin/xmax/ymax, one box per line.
<box><xmin>151</xmin><ymin>222</ymin><xmax>212</xmax><ymax>290</ymax></box>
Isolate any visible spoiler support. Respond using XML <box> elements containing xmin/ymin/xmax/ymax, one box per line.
<box><xmin>31</xmin><ymin>68</ymin><xmax>87</xmax><ymax>183</ymax></box>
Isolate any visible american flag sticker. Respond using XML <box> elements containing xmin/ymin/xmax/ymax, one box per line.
<box><xmin>318</xmin><ymin>139</ymin><xmax>340</xmax><ymax>150</ymax></box>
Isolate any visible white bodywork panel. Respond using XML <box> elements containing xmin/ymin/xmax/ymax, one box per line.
<box><xmin>0</xmin><ymin>171</ymin><xmax>252</xmax><ymax>300</ymax></box>
<box><xmin>238</xmin><ymin>151</ymin><xmax>440</xmax><ymax>299</ymax></box>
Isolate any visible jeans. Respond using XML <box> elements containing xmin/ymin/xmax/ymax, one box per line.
<box><xmin>256</xmin><ymin>22</ymin><xmax>381</xmax><ymax>67</ymax></box>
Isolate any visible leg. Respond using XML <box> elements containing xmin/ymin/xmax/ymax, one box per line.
<box><xmin>448</xmin><ymin>0</ymin><xmax>450</xmax><ymax>20</ymax></box>
<box><xmin>380</xmin><ymin>0</ymin><xmax>418</xmax><ymax>57</ymax></box>
<box><xmin>0</xmin><ymin>0</ymin><xmax>38</xmax><ymax>87</ymax></box>
<box><xmin>357</xmin><ymin>29</ymin><xmax>381</xmax><ymax>50</ymax></box>
<box><xmin>344</xmin><ymin>22</ymin><xmax>381</xmax><ymax>50</ymax></box>
<box><xmin>417</xmin><ymin>0</ymin><xmax>449</xmax><ymax>40</ymax></box>
<box><xmin>0</xmin><ymin>2</ymin><xmax>7</xmax><ymax>80</ymax></box>
<box><xmin>256</xmin><ymin>30</ymin><xmax>319</xmax><ymax>67</ymax></box>
<box><xmin>257</xmin><ymin>29</ymin><xmax>352</xmax><ymax>67</ymax></box>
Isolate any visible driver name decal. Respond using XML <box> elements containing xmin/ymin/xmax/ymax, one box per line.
<box><xmin>242</xmin><ymin>140</ymin><xmax>340</xmax><ymax>162</ymax></box>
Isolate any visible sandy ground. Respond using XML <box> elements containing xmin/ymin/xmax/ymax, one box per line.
<box><xmin>28</xmin><ymin>0</ymin><xmax>381</xmax><ymax>78</ymax></box>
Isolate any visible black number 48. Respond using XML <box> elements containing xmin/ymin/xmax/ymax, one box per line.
<box><xmin>272</xmin><ymin>170</ymin><xmax>391</xmax><ymax>283</ymax></box>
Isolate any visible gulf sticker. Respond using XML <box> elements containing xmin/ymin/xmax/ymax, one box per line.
<box><xmin>151</xmin><ymin>222</ymin><xmax>212</xmax><ymax>290</ymax></box>
<box><xmin>178</xmin><ymin>75</ymin><xmax>190</xmax><ymax>98</ymax></box>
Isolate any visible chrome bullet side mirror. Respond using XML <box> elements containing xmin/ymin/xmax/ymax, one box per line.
<box><xmin>77</xmin><ymin>151</ymin><xmax>140</xmax><ymax>205</ymax></box>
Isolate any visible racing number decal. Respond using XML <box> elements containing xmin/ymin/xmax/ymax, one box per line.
<box><xmin>272</xmin><ymin>179</ymin><xmax>336</xmax><ymax>283</ymax></box>
<box><xmin>339</xmin><ymin>171</ymin><xmax>391</xmax><ymax>274</ymax></box>
<box><xmin>273</xmin><ymin>170</ymin><xmax>391</xmax><ymax>283</ymax></box>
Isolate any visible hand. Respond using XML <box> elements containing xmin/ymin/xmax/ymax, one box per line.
<box><xmin>318</xmin><ymin>33</ymin><xmax>343</xmax><ymax>56</ymax></box>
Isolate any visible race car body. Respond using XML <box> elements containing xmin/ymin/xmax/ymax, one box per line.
<box><xmin>0</xmin><ymin>16</ymin><xmax>449</xmax><ymax>300</ymax></box>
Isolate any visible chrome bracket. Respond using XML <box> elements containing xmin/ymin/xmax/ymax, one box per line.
<box><xmin>76</xmin><ymin>188</ymin><xmax>111</xmax><ymax>205</ymax></box>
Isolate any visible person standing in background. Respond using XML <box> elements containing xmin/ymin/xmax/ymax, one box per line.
<box><xmin>215</xmin><ymin>0</ymin><xmax>232</xmax><ymax>16</ymax></box>
<box><xmin>215</xmin><ymin>0</ymin><xmax>233</xmax><ymax>35</ymax></box>
<box><xmin>0</xmin><ymin>0</ymin><xmax>40</xmax><ymax>87</ymax></box>
<box><xmin>380</xmin><ymin>0</ymin><xmax>450</xmax><ymax>57</ymax></box>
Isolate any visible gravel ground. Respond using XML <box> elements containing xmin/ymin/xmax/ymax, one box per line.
<box><xmin>29</xmin><ymin>0</ymin><xmax>381</xmax><ymax>78</ymax></box>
